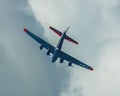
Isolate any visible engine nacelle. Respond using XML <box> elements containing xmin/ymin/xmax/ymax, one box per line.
<box><xmin>40</xmin><ymin>45</ymin><xmax>43</xmax><ymax>50</ymax></box>
<box><xmin>60</xmin><ymin>58</ymin><xmax>64</xmax><ymax>63</ymax></box>
<box><xmin>68</xmin><ymin>62</ymin><xmax>72</xmax><ymax>66</ymax></box>
<box><xmin>47</xmin><ymin>49</ymin><xmax>51</xmax><ymax>55</ymax></box>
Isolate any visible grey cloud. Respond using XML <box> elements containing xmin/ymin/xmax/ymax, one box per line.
<box><xmin>28</xmin><ymin>0</ymin><xmax>120</xmax><ymax>96</ymax></box>
<box><xmin>0</xmin><ymin>0</ymin><xmax>69</xmax><ymax>96</ymax></box>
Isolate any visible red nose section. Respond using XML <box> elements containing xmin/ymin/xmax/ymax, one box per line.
<box><xmin>24</xmin><ymin>28</ymin><xmax>28</xmax><ymax>32</ymax></box>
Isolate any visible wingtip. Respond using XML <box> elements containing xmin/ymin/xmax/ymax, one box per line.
<box><xmin>24</xmin><ymin>28</ymin><xmax>28</xmax><ymax>32</ymax></box>
<box><xmin>90</xmin><ymin>67</ymin><xmax>94</xmax><ymax>71</ymax></box>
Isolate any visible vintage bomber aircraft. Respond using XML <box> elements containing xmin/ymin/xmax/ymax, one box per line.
<box><xmin>23</xmin><ymin>26</ymin><xmax>93</xmax><ymax>71</ymax></box>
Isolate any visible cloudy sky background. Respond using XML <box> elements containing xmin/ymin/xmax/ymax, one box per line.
<box><xmin>0</xmin><ymin>0</ymin><xmax>120</xmax><ymax>96</ymax></box>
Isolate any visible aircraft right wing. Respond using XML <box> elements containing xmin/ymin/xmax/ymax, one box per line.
<box><xmin>58</xmin><ymin>50</ymin><xmax>93</xmax><ymax>71</ymax></box>
<box><xmin>24</xmin><ymin>28</ymin><xmax>55</xmax><ymax>54</ymax></box>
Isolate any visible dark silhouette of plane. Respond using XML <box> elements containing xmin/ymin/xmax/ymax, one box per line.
<box><xmin>23</xmin><ymin>26</ymin><xmax>93</xmax><ymax>71</ymax></box>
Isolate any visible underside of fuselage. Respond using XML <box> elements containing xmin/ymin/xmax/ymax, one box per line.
<box><xmin>52</xmin><ymin>27</ymin><xmax>68</xmax><ymax>62</ymax></box>
<box><xmin>52</xmin><ymin>49</ymin><xmax>60</xmax><ymax>62</ymax></box>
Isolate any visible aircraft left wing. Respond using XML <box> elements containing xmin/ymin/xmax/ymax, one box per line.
<box><xmin>24</xmin><ymin>28</ymin><xmax>55</xmax><ymax>54</ymax></box>
<box><xmin>58</xmin><ymin>50</ymin><xmax>93</xmax><ymax>71</ymax></box>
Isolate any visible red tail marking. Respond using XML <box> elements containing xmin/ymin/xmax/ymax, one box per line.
<box><xmin>65</xmin><ymin>36</ymin><xmax>79</xmax><ymax>44</ymax></box>
<box><xmin>49</xmin><ymin>26</ymin><xmax>79</xmax><ymax>45</ymax></box>
<box><xmin>49</xmin><ymin>26</ymin><xmax>62</xmax><ymax>36</ymax></box>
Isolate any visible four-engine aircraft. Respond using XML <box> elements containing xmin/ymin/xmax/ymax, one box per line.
<box><xmin>23</xmin><ymin>26</ymin><xmax>93</xmax><ymax>71</ymax></box>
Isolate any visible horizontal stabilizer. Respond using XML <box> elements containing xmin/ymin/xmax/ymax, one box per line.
<box><xmin>49</xmin><ymin>26</ymin><xmax>62</xmax><ymax>36</ymax></box>
<box><xmin>65</xmin><ymin>35</ymin><xmax>79</xmax><ymax>44</ymax></box>
<box><xmin>49</xmin><ymin>26</ymin><xmax>79</xmax><ymax>44</ymax></box>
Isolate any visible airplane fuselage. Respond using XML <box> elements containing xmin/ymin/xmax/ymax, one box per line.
<box><xmin>52</xmin><ymin>27</ymin><xmax>69</xmax><ymax>62</ymax></box>
<box><xmin>52</xmin><ymin>48</ymin><xmax>60</xmax><ymax>62</ymax></box>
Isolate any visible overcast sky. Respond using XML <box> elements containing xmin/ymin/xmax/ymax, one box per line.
<box><xmin>0</xmin><ymin>0</ymin><xmax>120</xmax><ymax>96</ymax></box>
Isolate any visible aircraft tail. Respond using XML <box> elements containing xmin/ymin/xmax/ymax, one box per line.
<box><xmin>49</xmin><ymin>26</ymin><xmax>79</xmax><ymax>44</ymax></box>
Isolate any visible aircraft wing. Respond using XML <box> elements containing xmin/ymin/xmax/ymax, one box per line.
<box><xmin>24</xmin><ymin>28</ymin><xmax>55</xmax><ymax>54</ymax></box>
<box><xmin>58</xmin><ymin>51</ymin><xmax>93</xmax><ymax>71</ymax></box>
